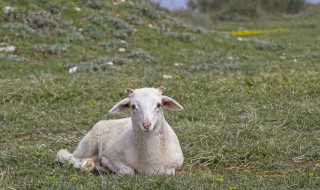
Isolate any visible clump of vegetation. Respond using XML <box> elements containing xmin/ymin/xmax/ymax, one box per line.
<box><xmin>189</xmin><ymin>52</ymin><xmax>242</xmax><ymax>71</ymax></box>
<box><xmin>66</xmin><ymin>32</ymin><xmax>85</xmax><ymax>42</ymax></box>
<box><xmin>140</xmin><ymin>7</ymin><xmax>163</xmax><ymax>20</ymax></box>
<box><xmin>81</xmin><ymin>0</ymin><xmax>104</xmax><ymax>9</ymax></box>
<box><xmin>26</xmin><ymin>9</ymin><xmax>61</xmax><ymax>29</ymax></box>
<box><xmin>109</xmin><ymin>16</ymin><xmax>133</xmax><ymax>39</ymax></box>
<box><xmin>68</xmin><ymin>56</ymin><xmax>134</xmax><ymax>73</ymax></box>
<box><xmin>0</xmin><ymin>54</ymin><xmax>26</xmax><ymax>62</ymax></box>
<box><xmin>100</xmin><ymin>40</ymin><xmax>128</xmax><ymax>52</ymax></box>
<box><xmin>165</xmin><ymin>31</ymin><xmax>196</xmax><ymax>42</ymax></box>
<box><xmin>82</xmin><ymin>23</ymin><xmax>104</xmax><ymax>39</ymax></box>
<box><xmin>3</xmin><ymin>23</ymin><xmax>36</xmax><ymax>37</ymax></box>
<box><xmin>33</xmin><ymin>44</ymin><xmax>69</xmax><ymax>55</ymax></box>
<box><xmin>128</xmin><ymin>49</ymin><xmax>157</xmax><ymax>63</ymax></box>
<box><xmin>126</xmin><ymin>15</ymin><xmax>145</xmax><ymax>25</ymax></box>
<box><xmin>254</xmin><ymin>40</ymin><xmax>287</xmax><ymax>51</ymax></box>
<box><xmin>163</xmin><ymin>17</ymin><xmax>209</xmax><ymax>34</ymax></box>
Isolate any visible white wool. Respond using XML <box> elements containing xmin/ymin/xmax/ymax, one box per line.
<box><xmin>56</xmin><ymin>87</ymin><xmax>184</xmax><ymax>175</ymax></box>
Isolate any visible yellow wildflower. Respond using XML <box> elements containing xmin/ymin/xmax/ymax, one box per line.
<box><xmin>215</xmin><ymin>177</ymin><xmax>225</xmax><ymax>183</ymax></box>
<box><xmin>229</xmin><ymin>28</ymin><xmax>289</xmax><ymax>37</ymax></box>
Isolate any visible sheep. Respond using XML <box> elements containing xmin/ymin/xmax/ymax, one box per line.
<box><xmin>56</xmin><ymin>86</ymin><xmax>184</xmax><ymax>175</ymax></box>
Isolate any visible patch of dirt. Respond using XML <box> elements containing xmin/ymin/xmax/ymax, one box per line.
<box><xmin>15</xmin><ymin>132</ymin><xmax>48</xmax><ymax>143</ymax></box>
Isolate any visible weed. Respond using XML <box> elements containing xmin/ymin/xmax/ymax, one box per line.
<box><xmin>89</xmin><ymin>15</ymin><xmax>107</xmax><ymax>26</ymax></box>
<box><xmin>81</xmin><ymin>0</ymin><xmax>104</xmax><ymax>9</ymax></box>
<box><xmin>140</xmin><ymin>7</ymin><xmax>163</xmax><ymax>20</ymax></box>
<box><xmin>82</xmin><ymin>24</ymin><xmax>104</xmax><ymax>39</ymax></box>
<box><xmin>33</xmin><ymin>44</ymin><xmax>69</xmax><ymax>55</ymax></box>
<box><xmin>164</xmin><ymin>17</ymin><xmax>209</xmax><ymax>34</ymax></box>
<box><xmin>67</xmin><ymin>32</ymin><xmax>85</xmax><ymax>42</ymax></box>
<box><xmin>126</xmin><ymin>15</ymin><xmax>145</xmax><ymax>25</ymax></box>
<box><xmin>3</xmin><ymin>23</ymin><xmax>36</xmax><ymax>37</ymax></box>
<box><xmin>254</xmin><ymin>41</ymin><xmax>287</xmax><ymax>51</ymax></box>
<box><xmin>27</xmin><ymin>9</ymin><xmax>60</xmax><ymax>29</ymax></box>
<box><xmin>109</xmin><ymin>17</ymin><xmax>133</xmax><ymax>39</ymax></box>
<box><xmin>128</xmin><ymin>49</ymin><xmax>157</xmax><ymax>63</ymax></box>
<box><xmin>100</xmin><ymin>40</ymin><xmax>128</xmax><ymax>52</ymax></box>
<box><xmin>165</xmin><ymin>31</ymin><xmax>196</xmax><ymax>42</ymax></box>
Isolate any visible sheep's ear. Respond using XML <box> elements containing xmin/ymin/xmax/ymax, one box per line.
<box><xmin>156</xmin><ymin>86</ymin><xmax>165</xmax><ymax>95</ymax></box>
<box><xmin>162</xmin><ymin>96</ymin><xmax>183</xmax><ymax>111</ymax></box>
<box><xmin>109</xmin><ymin>98</ymin><xmax>130</xmax><ymax>114</ymax></box>
<box><xmin>127</xmin><ymin>88</ymin><xmax>135</xmax><ymax>94</ymax></box>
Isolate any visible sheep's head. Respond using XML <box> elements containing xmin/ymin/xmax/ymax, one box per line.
<box><xmin>109</xmin><ymin>86</ymin><xmax>183</xmax><ymax>133</ymax></box>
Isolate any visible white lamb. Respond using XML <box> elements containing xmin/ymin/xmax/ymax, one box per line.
<box><xmin>56</xmin><ymin>86</ymin><xmax>184</xmax><ymax>175</ymax></box>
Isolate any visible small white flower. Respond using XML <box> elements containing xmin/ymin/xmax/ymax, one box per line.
<box><xmin>174</xmin><ymin>63</ymin><xmax>183</xmax><ymax>66</ymax></box>
<box><xmin>68</xmin><ymin>66</ymin><xmax>78</xmax><ymax>73</ymax></box>
<box><xmin>163</xmin><ymin>75</ymin><xmax>172</xmax><ymax>79</ymax></box>
<box><xmin>227</xmin><ymin>56</ymin><xmax>234</xmax><ymax>60</ymax></box>
<box><xmin>293</xmin><ymin>59</ymin><xmax>297</xmax><ymax>62</ymax></box>
<box><xmin>237</xmin><ymin>37</ymin><xmax>244</xmax><ymax>41</ymax></box>
<box><xmin>148</xmin><ymin>24</ymin><xmax>153</xmax><ymax>28</ymax></box>
<box><xmin>118</xmin><ymin>48</ymin><xmax>126</xmax><ymax>52</ymax></box>
<box><xmin>106</xmin><ymin>61</ymin><xmax>113</xmax><ymax>66</ymax></box>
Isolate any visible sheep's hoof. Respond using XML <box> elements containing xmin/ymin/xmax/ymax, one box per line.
<box><xmin>82</xmin><ymin>159</ymin><xmax>95</xmax><ymax>172</ymax></box>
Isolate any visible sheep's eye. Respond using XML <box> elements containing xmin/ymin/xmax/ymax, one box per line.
<box><xmin>156</xmin><ymin>103</ymin><xmax>162</xmax><ymax>109</ymax></box>
<box><xmin>131</xmin><ymin>105</ymin><xmax>136</xmax><ymax>110</ymax></box>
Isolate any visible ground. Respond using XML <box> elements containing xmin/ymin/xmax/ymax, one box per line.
<box><xmin>0</xmin><ymin>0</ymin><xmax>320</xmax><ymax>189</ymax></box>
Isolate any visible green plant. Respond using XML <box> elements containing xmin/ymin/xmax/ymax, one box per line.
<box><xmin>33</xmin><ymin>44</ymin><xmax>69</xmax><ymax>55</ymax></box>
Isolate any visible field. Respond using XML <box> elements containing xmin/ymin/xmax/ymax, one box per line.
<box><xmin>1</xmin><ymin>0</ymin><xmax>320</xmax><ymax>189</ymax></box>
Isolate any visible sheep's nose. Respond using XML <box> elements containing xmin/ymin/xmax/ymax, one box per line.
<box><xmin>143</xmin><ymin>121</ymin><xmax>152</xmax><ymax>130</ymax></box>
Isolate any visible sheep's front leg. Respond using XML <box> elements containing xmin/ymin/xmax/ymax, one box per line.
<box><xmin>164</xmin><ymin>168</ymin><xmax>175</xmax><ymax>175</ymax></box>
<box><xmin>68</xmin><ymin>157</ymin><xmax>95</xmax><ymax>172</ymax></box>
<box><xmin>101</xmin><ymin>156</ymin><xmax>135</xmax><ymax>175</ymax></box>
<box><xmin>56</xmin><ymin>149</ymin><xmax>95</xmax><ymax>172</ymax></box>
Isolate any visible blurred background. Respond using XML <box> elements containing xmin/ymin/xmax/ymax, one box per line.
<box><xmin>152</xmin><ymin>0</ymin><xmax>320</xmax><ymax>11</ymax></box>
<box><xmin>151</xmin><ymin>0</ymin><xmax>320</xmax><ymax>21</ymax></box>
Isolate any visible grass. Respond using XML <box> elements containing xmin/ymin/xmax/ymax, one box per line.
<box><xmin>1</xmin><ymin>0</ymin><xmax>320</xmax><ymax>189</ymax></box>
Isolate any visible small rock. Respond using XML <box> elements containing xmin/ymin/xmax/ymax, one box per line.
<box><xmin>68</xmin><ymin>66</ymin><xmax>78</xmax><ymax>74</ymax></box>
<box><xmin>3</xmin><ymin>6</ymin><xmax>14</xmax><ymax>14</ymax></box>
<box><xmin>237</xmin><ymin>37</ymin><xmax>245</xmax><ymax>41</ymax></box>
<box><xmin>74</xmin><ymin>7</ymin><xmax>81</xmax><ymax>12</ymax></box>
<box><xmin>0</xmin><ymin>45</ymin><xmax>16</xmax><ymax>53</ymax></box>
<box><xmin>163</xmin><ymin>75</ymin><xmax>172</xmax><ymax>79</ymax></box>
<box><xmin>118</xmin><ymin>48</ymin><xmax>126</xmax><ymax>52</ymax></box>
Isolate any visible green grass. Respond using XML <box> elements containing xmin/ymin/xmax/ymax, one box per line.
<box><xmin>1</xmin><ymin>0</ymin><xmax>320</xmax><ymax>189</ymax></box>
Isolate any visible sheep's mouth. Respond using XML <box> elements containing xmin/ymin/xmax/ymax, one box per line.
<box><xmin>143</xmin><ymin>129</ymin><xmax>152</xmax><ymax>133</ymax></box>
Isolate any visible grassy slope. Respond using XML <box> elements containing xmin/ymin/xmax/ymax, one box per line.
<box><xmin>1</xmin><ymin>0</ymin><xmax>320</xmax><ymax>189</ymax></box>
